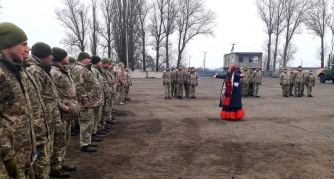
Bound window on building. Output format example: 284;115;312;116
239;56;243;62
249;58;253;63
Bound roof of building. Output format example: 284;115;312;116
224;52;263;56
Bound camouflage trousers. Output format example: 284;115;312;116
302;83;305;95
101;99;110;130
189;84;196;97
171;83;175;97
184;84;189;97
164;83;172;97
33;140;53;179
92;106;103;134
289;84;294;95
79;108;94;147
253;83;260;96
242;83;249;96
117;85;125;103
307;86;313;95
125;86;130;98
176;83;184;97
294;82;303;96
248;83;254;96
281;85;289;96
51;120;71;171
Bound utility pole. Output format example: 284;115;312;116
203;51;207;69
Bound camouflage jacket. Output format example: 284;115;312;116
24;65;49;146
70;62;103;108
106;69;117;95
0;53;36;169
249;72;254;84
293;71;304;84
124;71;132;87
25;55;62;128
50;63;80;120
100;67;114;98
305;74;315;87
91;65;108;100
240;70;250;84
174;69;186;84
162;71;173;84
187;72;198;85
279;73;290;85
253;71;262;84
116;69;126;86
290;72;295;84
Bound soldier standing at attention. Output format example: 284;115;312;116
253;66;262;97
106;59;118;124
171;68;175;97
26;42;68;178
305;70;315;97
279;68;291;97
185;67;191;98
293;66;304;97
289;69;295;96
174;64;186;99
90;56;107;142
71;52;103;152
241;67;250;97
188;67;198;98
116;63;127;104
0;22;36;179
248;69;254;96
50;47;80;177
124;66;132;101
162;66;173;99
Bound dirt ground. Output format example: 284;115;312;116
62;77;334;179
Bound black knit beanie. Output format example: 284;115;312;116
52;47;68;62
91;55;102;64
31;42;52;59
0;22;28;49
78;52;91;61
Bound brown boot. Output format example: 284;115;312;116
62;165;76;172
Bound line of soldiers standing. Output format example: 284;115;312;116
239;66;263;97
279;66;315;97
0;22;132;179
162;65;198;99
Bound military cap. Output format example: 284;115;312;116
256;66;260;68
69;57;76;63
249;69;253;71
178;64;182;67
309;70;312;72
166;66;170;68
0;22;27;49
298;66;302;68
31;42;52;59
91;55;102;64
191;67;194;69
102;58;110;64
119;62;124;66
52;47;68;62
78;52;91;61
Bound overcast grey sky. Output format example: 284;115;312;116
0;0;327;69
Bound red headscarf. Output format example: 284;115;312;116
230;65;237;71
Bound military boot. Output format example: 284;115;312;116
62;165;76;172
89;143;97;147
97;130;107;135
308;95;313;97
91;136;103;142
81;145;97;152
50;169;71;178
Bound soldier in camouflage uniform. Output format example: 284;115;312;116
71;52;103;152
171;68;175;97
174;64;186;99
248;69;254;96
124;66;132;101
101;58;116;127
253;66;262;97
116;63;127;104
0;22;36;179
279;68;291;97
162;66;173;99
106;59;118;124
187;67;198;98
241;67;250;97
184;67;191;98
50;47;81;176
293;66;304;97
26;42;71;178
289;69;295;96
305;70;315;97
90;56;107;142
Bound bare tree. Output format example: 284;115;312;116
176;0;216;66
89;0;100;55
55;0;89;54
0;0;3;14
256;0;276;71
163;0;178;66
279;43;298;67
272;0;286;75
149;0;167;71
99;0;115;58
282;0;312;67
305;0;331;68
136;0;150;71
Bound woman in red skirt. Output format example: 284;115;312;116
213;65;245;120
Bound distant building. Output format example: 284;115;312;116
223;52;263;72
